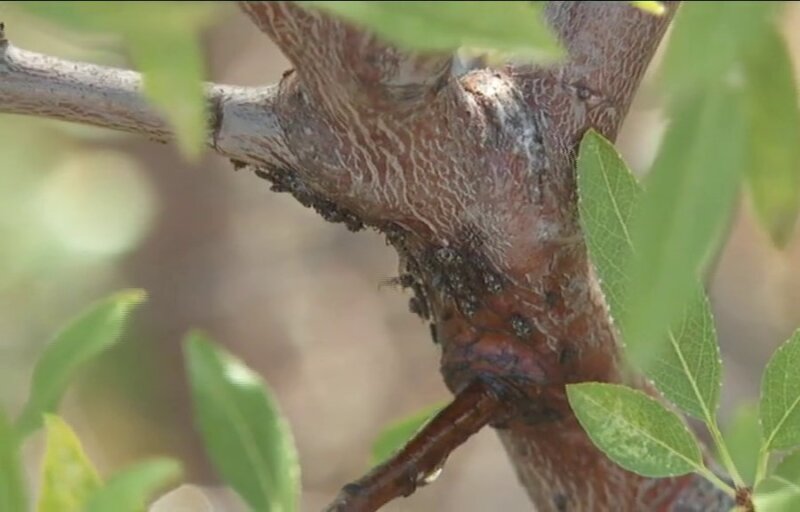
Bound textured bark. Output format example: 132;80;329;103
0;4;736;511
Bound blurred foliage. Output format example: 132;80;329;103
622;89;745;370
37;415;101;512
186;333;301;512
16;290;146;437
0;289;300;511
83;458;181;512
0;409;26;512
742;28;800;247
303;1;562;62
723;403;760;485
755;451;800;511
9;1;219;157
619;1;800;365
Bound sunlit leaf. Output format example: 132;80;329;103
622;89;745;371
83;459;181;512
566;383;703;478
0;409;26;512
754;451;800;512
742;28;800;247
302;1;561;61
760;329;800;451
577;131;721;421
630;1;665;15
15;289;146;438
723;402;760;485
186;333;300;512
13;1;217;157
371;403;444;466
37;415;101;512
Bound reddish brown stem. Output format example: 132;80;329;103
323;380;502;512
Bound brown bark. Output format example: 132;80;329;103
240;2;733;511
0;2;736;510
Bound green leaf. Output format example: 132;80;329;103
566;383;703;478
185;333;300;512
742;28;800;247
645;292;721;420
577;131;721;421
37;415;101;512
661;2;779;95
576;130;639;320
622;89;745;371
83;458;181;512
371;403;445;466
0;409;26;512
760;329;800;451
127;29;206;159
302;1;561;61
723;403;760;485
16;289;146;438
754;451;800;511
14;1;216;158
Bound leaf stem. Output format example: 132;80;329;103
707;418;745;487
698;466;737;498
754;447;770;486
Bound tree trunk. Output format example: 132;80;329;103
0;3;734;510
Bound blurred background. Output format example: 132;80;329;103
0;3;799;511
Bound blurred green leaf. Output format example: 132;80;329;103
661;1;779;95
186;333;300;512
37;415;101;512
302;1;561;60
83;458;181;512
14;1;216;157
622;89;745;371
742;28;800;247
371;403;444;466
15;289;146;438
126;29;206;159
567;383;703;478
723;403;760;485
577;131;721;421
760;329;800;451
0;409;26;512
754;451;800;511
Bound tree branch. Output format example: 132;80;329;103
239;2;454;112
324;380;502;512
0;3;737;511
0;22;296;171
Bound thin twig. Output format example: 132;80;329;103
323;380;502;512
0;25;295;170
